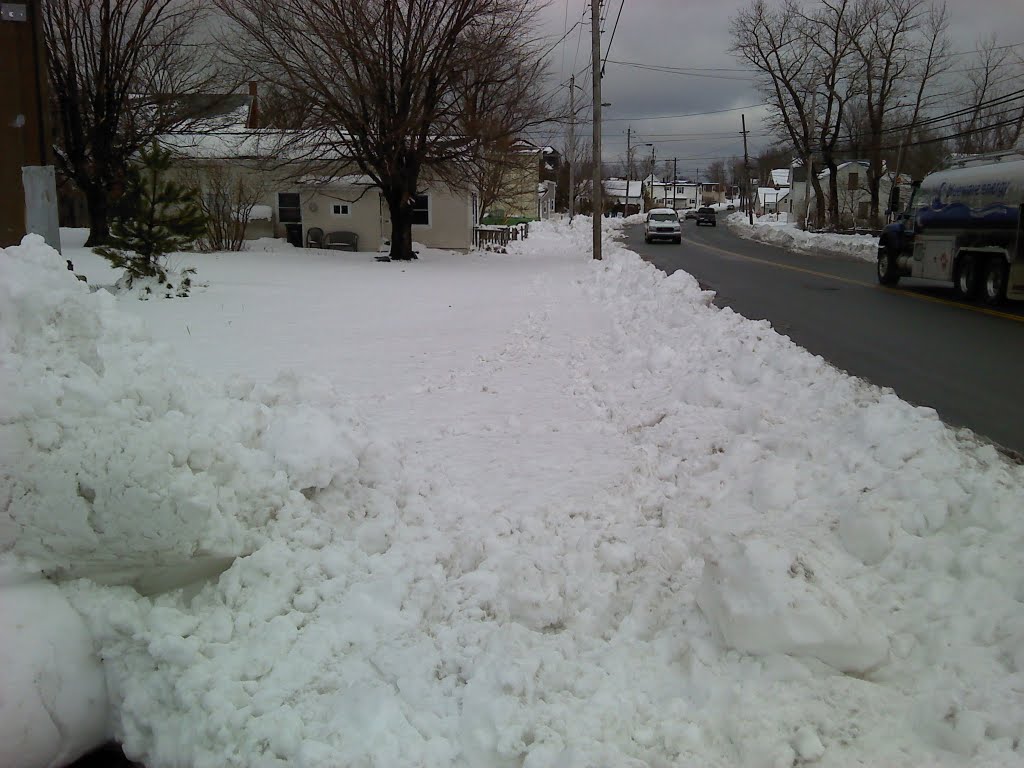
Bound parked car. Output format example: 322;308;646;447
695;207;717;227
683;209;698;220
644;208;682;244
726;204;736;211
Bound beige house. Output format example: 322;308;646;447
484;141;559;221
165;130;478;252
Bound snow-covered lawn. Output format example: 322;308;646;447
3;220;1023;768
727;211;879;262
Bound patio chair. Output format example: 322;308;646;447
325;231;359;252
305;227;325;249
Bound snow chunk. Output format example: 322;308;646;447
0;580;110;768
697;538;889;673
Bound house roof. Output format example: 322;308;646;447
770;168;790;186
758;187;789;205
151;92;256;133
816;160;869;179
603;179;644;197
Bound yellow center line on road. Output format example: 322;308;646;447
678;233;1024;324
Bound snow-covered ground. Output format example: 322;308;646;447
3;220;1024;768
726;211;878;262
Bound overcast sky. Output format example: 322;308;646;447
529;0;1024;175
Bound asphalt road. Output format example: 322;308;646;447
626;219;1024;456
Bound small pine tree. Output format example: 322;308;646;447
95;141;206;291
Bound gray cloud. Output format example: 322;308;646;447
533;0;1024;170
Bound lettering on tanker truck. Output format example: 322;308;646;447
916;179;1018;228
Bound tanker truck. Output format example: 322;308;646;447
876;149;1024;305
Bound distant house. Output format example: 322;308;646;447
645;176;722;209
602;178;646;215
756;168;791;215
785;160;912;228
486;140;559;222
165;129;478;251
757;187;789;215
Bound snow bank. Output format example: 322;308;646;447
6;222;1024;768
3;236;249;586
727;211;878;261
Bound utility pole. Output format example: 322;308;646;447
568;75;576;222
672;158;677;211
804;91;816;229
742;113;753;225
591;0;603;259
650;145;656;205
624;126;632;217
695;167;701;208
1;0;57;248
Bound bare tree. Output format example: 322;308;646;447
952;35;1024;155
184;162;269;251
889;2;950;183
732;0;826;226
800;0;872;229
43;0;225;246
849;0;950;225
216;0;549;261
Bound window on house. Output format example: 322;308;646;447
848;172;860;190
858;201;870;219
331;203;350;216
277;192;301;222
411;194;430;226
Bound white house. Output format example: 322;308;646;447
645;176;722;210
602;179;646;214
785;159;912;228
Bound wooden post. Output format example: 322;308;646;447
591;0;602;260
568;75;575;222
742;114;753;226
1;0;54;247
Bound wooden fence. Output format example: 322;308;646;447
473;222;529;252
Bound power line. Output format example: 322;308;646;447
575;102;768;124
600;0;626;77
539;18;585;62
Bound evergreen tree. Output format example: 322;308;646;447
95;141;206;293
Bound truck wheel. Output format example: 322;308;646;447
876;247;900;285
953;256;981;299
981;257;1008;305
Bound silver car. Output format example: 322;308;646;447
644;208;682;244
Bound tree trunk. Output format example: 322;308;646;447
385;190;417;261
825;160;840;230
810;173;826;229
83;184;111;247
868;150;883;228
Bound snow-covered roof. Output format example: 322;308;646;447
603;179;644;197
816;160;869;179
297;174;376;187
770;169;791;187
758;187;789;205
161;130;342;161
